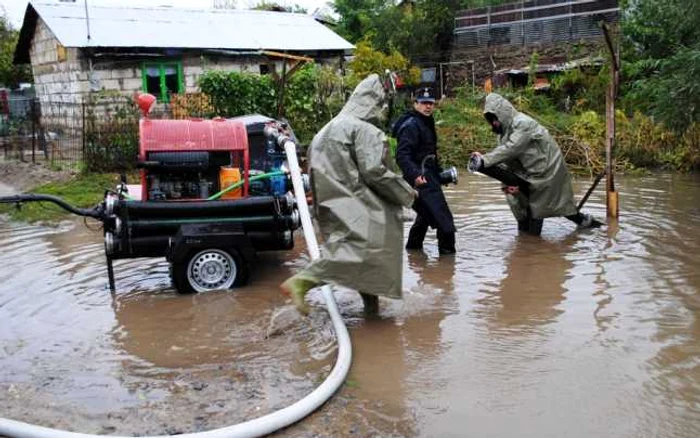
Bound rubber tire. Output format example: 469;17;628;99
171;247;249;294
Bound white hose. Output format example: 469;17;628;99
0;141;352;438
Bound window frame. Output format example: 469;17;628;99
141;61;184;103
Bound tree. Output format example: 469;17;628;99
332;0;513;63
622;0;700;132
250;1;307;13
213;0;237;9
1;13;32;88
347;40;420;88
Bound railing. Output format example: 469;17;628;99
453;0;619;49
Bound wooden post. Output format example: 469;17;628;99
602;23;620;219
277;58;288;119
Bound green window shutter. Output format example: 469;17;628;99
160;63;167;103
178;62;185;93
141;62;147;92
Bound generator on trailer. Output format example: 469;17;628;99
0;93;308;294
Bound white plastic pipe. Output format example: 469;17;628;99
0;141;352;438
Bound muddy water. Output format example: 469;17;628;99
1;174;699;437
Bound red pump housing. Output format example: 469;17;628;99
138;116;250;201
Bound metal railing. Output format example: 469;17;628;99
453;0;620;49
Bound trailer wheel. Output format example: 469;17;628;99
172;248;248;294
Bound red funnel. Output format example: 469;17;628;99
136;93;156;117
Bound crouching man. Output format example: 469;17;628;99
470;93;601;235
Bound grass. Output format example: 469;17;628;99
0;172;136;223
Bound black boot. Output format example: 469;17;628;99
518;217;544;236
406;215;429;250
360;293;379;316
437;230;456;255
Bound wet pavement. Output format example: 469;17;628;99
1;173;699;437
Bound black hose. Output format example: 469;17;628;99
0;194;105;219
577;170;606;211
476;164;531;197
420;154;436;176
116;196;291;219
126;215;298;239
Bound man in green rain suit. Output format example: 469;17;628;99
281;74;417;315
470;93;601;235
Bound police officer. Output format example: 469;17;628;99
394;87;456;255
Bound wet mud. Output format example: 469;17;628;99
1;173;700;437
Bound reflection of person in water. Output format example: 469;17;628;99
492;234;576;329
402;251;458;350
342;253;457;435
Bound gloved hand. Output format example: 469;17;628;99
468;153;484;173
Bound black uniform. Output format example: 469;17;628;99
394;110;456;254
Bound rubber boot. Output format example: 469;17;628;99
360;293;379;316
566;212;603;229
406;215;429;250
280;274;321;315
437;230;456;255
518;217;544;236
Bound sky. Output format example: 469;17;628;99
1;0;335;28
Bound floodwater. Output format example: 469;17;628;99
1;173;699;437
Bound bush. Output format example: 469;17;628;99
198;64;345;144
170;92;215;119
83;95;139;173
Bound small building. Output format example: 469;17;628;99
13;1;354;105
445;0;619;95
493;56;606;90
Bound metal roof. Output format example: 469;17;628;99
23;1;354;52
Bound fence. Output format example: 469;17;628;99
2;96;88;170
454;0;620;49
0;93;210;172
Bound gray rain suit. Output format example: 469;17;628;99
295;74;416;299
483;93;578;220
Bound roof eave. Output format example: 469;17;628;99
13;4;39;65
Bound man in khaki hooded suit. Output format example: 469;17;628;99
471;93;600;235
281;74;417;314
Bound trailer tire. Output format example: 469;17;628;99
171;247;248;294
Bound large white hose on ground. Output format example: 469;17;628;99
0;141;353;438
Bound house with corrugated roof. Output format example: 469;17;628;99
13;1;354;104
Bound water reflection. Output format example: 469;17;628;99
1;174;700;437
335;252;457;436
490;233;577;331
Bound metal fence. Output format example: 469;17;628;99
0;93;211;172
2;96;87;170
454;0;620;49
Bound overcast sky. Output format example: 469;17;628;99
1;0;334;28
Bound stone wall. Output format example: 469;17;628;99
445;39;605;95
30;18;87;103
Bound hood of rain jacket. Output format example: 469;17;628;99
296;74;416;299
482;93;578;219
